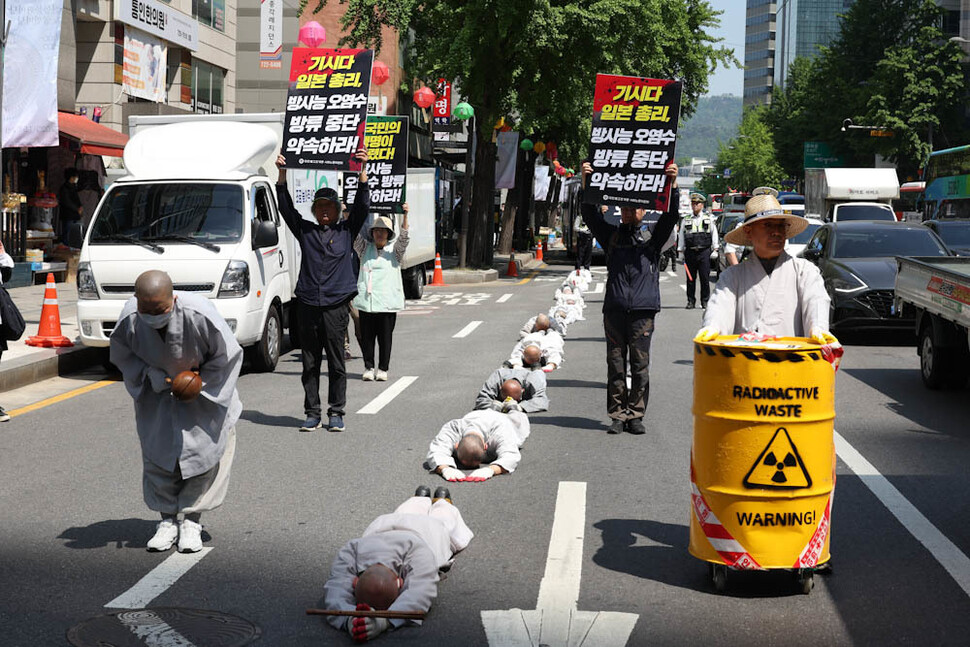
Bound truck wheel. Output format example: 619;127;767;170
251;305;281;372
920;323;951;389
404;266;426;300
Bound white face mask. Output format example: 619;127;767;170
139;310;172;329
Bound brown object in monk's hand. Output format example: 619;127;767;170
170;370;202;402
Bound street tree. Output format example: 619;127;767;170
300;0;735;268
697;105;784;194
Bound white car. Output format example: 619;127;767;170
788;217;824;258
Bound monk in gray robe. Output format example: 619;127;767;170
474;366;549;413
110;270;242;553
323;488;473;642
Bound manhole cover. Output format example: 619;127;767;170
67;607;260;647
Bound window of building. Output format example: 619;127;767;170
942;10;960;37
193;0;226;32
191;60;225;114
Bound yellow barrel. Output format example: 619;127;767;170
689;336;835;570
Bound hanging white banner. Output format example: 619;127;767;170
533;164;551;202
123;26;168;103
2;0;62;148
494;130;519;189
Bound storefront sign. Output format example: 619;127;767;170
2;0;61;147
584;74;682;211
433;78;451;126
283;47;373;171
118;0;199;52
259;0;283;69
123;26;167;103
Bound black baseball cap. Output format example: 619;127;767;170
311;187;342;212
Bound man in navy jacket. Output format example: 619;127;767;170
581;160;679;435
276;150;369;432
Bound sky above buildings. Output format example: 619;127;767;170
705;0;745;96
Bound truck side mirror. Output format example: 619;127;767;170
252;220;279;249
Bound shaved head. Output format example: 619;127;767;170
134;270;174;315
523;345;542;367
456;433;486;468
534;313;551;332
355;564;401;610
500;379;523;402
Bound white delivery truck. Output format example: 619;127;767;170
804;167;899;222
76;113;434;371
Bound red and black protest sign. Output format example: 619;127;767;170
584;74;682;211
344;115;409;213
283;47;373;172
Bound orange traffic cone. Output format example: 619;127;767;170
26;273;74;348
536;240;545;262
430;253;446;286
506;253;519;278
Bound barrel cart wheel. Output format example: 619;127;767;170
796;568;814;595
710;564;728;594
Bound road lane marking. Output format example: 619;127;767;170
516;271;540;285
453;321;483;338
105;548;213;609
835;430;970;599
665;268;676;278
588;282;604;294
118;610;198;646
481;481;638;646
356;376;419;414
9;379;117;418
496;293;513;303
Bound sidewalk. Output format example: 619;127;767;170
436;248;548;284
0;280;101;393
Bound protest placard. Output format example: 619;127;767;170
344;115;409;213
283;47;373;172
584;74;682;211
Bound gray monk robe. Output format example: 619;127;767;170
474;366;549;413
323;496;474;631
110;292;243;513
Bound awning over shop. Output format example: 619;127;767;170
58;112;128;157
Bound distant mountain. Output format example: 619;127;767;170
677;94;742;164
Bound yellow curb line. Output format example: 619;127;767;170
516;270;540;285
8;379;118;418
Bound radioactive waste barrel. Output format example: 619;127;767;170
689;336;836;570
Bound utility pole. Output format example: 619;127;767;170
458;114;475;269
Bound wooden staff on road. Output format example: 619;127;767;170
306;608;426;620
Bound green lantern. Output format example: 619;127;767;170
520;138;534;151
453;102;474;120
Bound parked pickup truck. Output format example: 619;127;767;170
894;256;970;388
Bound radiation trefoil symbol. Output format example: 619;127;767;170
743;427;812;490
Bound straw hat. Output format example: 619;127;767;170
723;193;808;246
366;215;396;242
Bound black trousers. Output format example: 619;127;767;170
298;301;349;417
575;232;593;270
359;311;397;371
603;309;656;421
685;247;712;305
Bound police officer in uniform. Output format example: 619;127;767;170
677;192;719;309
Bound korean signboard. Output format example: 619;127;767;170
118;0;198;51
803;141;845;170
123;26;167;103
433;78;451;126
344;116;409;213
283;48;373;172
584;74;682;210
259;0;283;69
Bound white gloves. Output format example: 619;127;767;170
489;399;506;412
440;467;464;482
350;614;389;642
810;327;839;345
694;326;719;342
502;400;523;413
466;467;494;482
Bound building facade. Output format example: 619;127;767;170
773;0;854;92
743;0;776;107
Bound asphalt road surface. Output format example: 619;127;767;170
1;258;969;646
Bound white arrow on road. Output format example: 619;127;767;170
481;481;638;647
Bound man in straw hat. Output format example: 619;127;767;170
677;191;719;309
695;190;836;343
276;149;369;433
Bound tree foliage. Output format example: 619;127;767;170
696;105;783;194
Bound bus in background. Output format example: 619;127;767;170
921;144;970;221
894;181;924;222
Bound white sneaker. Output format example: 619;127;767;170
147;518;178;552
375;370;388;381
362;368;375;381
178;518;203;553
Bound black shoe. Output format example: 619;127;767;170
626;418;646;435
433;486;452;503
608;419;624;434
686;302;696;310
701;301;708;309
415;485;432;498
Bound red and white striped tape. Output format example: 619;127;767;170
690;461;763;570
794;482;834;569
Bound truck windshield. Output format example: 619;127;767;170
89;183;244;244
835;204;896;221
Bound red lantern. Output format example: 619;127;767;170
372;60;390;86
413;86;435;109
298;21;326;48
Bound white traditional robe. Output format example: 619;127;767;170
519;314;565;339
702;251;830;337
426;409;524;473
110;292;243;479
507;329;564;369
